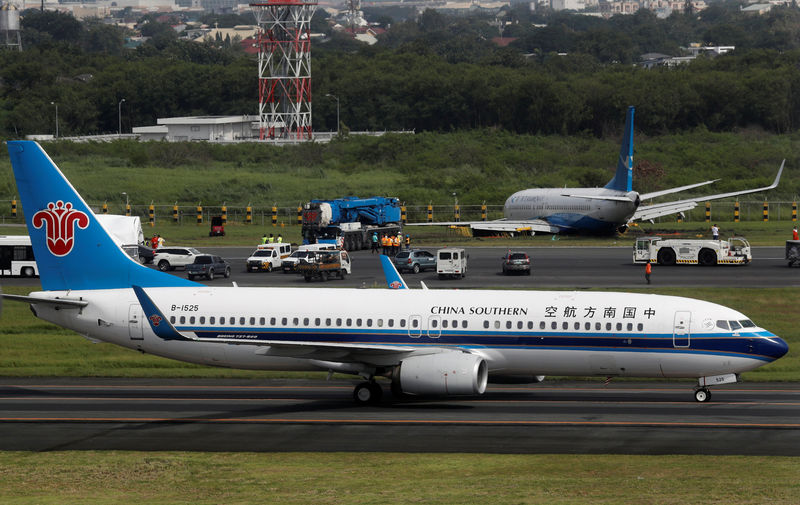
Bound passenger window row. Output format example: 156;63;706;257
482;320;645;332
170;315;412;329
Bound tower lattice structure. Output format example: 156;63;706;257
250;1;317;140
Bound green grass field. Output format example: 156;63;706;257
0;452;797;505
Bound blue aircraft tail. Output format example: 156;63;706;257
7;141;198;291
603;106;635;192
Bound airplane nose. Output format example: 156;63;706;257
764;336;789;361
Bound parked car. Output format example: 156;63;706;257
186;255;231;280
246;243;292;272
437;247;467;279
122;244;154;264
501;251;531;275
393;249;436;274
154;247;202;271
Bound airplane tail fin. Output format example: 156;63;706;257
604;106;635;192
379;254;408;289
6;141;198;291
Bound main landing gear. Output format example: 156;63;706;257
353;380;383;404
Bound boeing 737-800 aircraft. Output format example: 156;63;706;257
415;106;783;235
2;141;788;403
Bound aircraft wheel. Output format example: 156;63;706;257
353;382;381;404
694;388;711;403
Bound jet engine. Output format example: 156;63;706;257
394;352;488;396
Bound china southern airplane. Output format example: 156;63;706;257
415;106;784;235
2;141;788;404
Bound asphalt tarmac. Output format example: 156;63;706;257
6;246;796;289
1;379;798;455
143;245;800;289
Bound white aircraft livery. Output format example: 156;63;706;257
416;106;784;235
3;141;789;403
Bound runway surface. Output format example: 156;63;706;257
1;379;799;455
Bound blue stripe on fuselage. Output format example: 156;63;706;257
177;327;783;363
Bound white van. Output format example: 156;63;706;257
246;243;292;272
437;247;467;279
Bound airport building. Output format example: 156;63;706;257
132;116;259;142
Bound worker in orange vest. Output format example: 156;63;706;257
645;262;652;284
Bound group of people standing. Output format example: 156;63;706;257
261;233;283;244
372;232;409;255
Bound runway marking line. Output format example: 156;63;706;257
1;417;799;428
3;396;800;407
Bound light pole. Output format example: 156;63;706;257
121;192;129;216
118;98;126;135
50;101;58;138
325;93;339;136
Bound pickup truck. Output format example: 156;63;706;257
296;250;352;282
186;255;231;280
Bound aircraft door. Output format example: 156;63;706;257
408;315;422;338
427;315;441;339
128;304;144;340
673;311;691;348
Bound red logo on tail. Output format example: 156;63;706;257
32;201;89;257
149;315;162;327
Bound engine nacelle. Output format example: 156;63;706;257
396;352;488;396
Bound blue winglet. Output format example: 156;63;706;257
6;141;200;291
379;254;408;289
132;285;191;341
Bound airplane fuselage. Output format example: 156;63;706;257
31;287;786;380
503;188;640;234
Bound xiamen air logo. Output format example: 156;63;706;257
32;201;90;257
149;315;163;327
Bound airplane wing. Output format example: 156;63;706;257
638;179;719;200
632;160;784;222
407;219;560;234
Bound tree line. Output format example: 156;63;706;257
3;7;800;138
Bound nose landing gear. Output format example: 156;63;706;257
694;387;711;403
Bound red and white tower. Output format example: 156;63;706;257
250;1;317;140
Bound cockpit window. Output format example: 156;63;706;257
729;320;742;330
739;320;756;328
716;320;729;330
